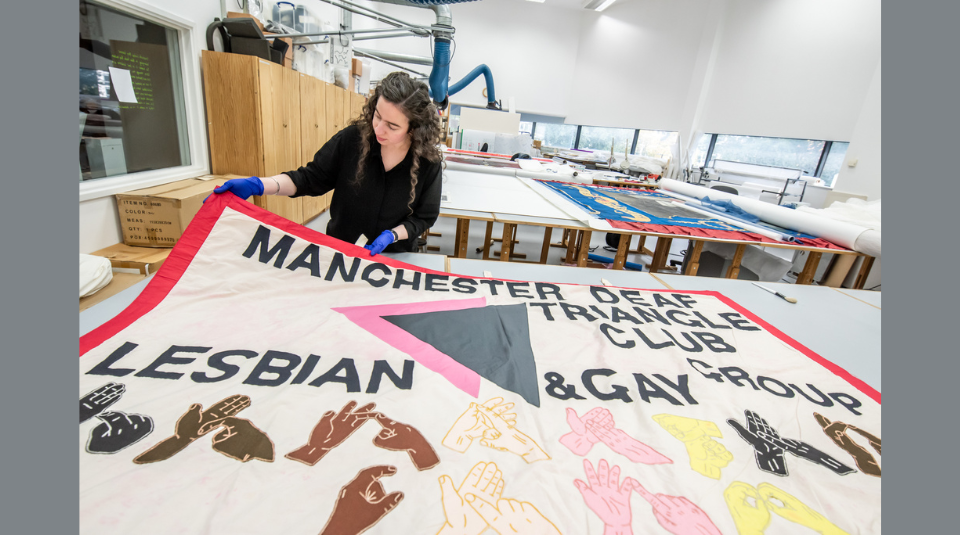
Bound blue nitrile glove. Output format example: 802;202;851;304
364;229;396;256
204;176;265;202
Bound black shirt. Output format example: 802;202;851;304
285;124;443;252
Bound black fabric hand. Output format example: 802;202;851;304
86;411;154;454
727;411;787;476
780;438;856;475
80;383;125;423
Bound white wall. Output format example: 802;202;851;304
566;0;713;130
697;0;881;141
834;59;881;200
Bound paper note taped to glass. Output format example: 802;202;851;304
79;192;880;534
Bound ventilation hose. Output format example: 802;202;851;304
428;38;452;104
449;64;496;107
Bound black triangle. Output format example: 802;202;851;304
382;304;540;407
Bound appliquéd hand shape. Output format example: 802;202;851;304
286;401;377;465
437;462;505;535
319;465;404;535
371;412;440;470
573;458;638;535
134;394;251;464
633;480;722;535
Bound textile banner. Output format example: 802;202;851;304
536;180;846;250
79;193;880;535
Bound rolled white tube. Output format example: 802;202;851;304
657;191;790;242
662;179;869;250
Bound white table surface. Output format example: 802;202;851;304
833;287;881;308
654;275;881;391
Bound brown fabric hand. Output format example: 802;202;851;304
211;416;275;463
286;401;377;466
134;394;251;464
371;412;440;471
319;465;404;535
814;412;881;477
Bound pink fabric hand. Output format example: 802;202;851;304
559;407;614;456
573;458;637;534
587;421;672;465
634;482;722;535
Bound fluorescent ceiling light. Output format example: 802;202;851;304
525;0;545;3
583;0;616;11
594;0;617;11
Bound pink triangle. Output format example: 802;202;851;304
332;298;487;397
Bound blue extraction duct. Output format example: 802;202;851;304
370;0;499;109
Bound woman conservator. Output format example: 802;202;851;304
210;71;444;255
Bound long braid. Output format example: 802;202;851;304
408;145;422;215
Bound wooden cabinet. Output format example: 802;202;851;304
300;73;328;222
350;92;366;121
203;50;366;225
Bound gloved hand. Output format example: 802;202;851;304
204;177;264;202
364;230;396;256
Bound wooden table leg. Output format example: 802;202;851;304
454;218;470;258
684;240;704;276
648;237;672;273
500;223;516;262
725;244;747;279
612;232;630;270
853;255;876;289
796;251;823;285
565;230;579;264
635;235;654;256
539;227;553;264
576;230;593;267
482;221;494;260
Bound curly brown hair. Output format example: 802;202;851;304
351;72;444;214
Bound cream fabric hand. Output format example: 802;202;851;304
437;461;505;535
464;495;562;535
443;398;507;452
476;403;549;463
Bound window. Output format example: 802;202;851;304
818;142;849;188
79;1;190;182
690;134;712;168
534;124;578;150
690;133;847;186
578;126;634;155
710;135;824;176
635;129;679;160
519;121;533;136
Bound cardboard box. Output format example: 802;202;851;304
115;175;245;247
89;243;173;275
351;57;363;77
